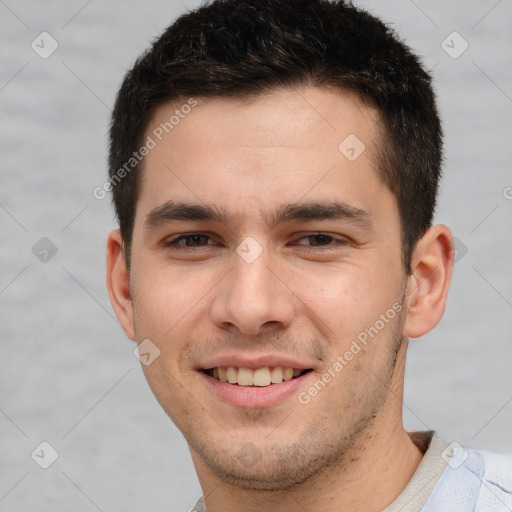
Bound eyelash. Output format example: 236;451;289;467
165;232;349;250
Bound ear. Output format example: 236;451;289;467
106;229;136;340
403;224;454;338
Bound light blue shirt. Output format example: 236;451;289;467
190;432;512;511
421;444;512;511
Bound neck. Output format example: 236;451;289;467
192;344;424;512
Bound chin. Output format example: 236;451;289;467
196;439;342;492
211;462;312;491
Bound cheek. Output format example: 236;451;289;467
295;264;391;341
131;261;214;336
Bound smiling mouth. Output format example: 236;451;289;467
203;366;313;386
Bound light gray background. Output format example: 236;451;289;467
1;0;511;510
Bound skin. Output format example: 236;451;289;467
106;85;454;511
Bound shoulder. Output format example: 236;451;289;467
423;444;512;511
473;449;512;508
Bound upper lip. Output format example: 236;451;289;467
199;354;315;371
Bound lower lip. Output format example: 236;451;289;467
199;371;313;408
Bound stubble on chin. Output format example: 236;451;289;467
188;331;405;493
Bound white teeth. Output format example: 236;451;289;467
209;366;308;386
218;367;228;383
237;367;254;386
253;367;271;387
270;367;283;383
283;368;294;381
226;366;238;384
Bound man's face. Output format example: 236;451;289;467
127;86;409;488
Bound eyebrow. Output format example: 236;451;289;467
143;200;373;231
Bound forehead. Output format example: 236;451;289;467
135;86;388;229
146;86;380;158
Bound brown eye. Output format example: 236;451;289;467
294;233;348;248
305;234;333;246
166;233;213;248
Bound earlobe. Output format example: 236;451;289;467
403;225;454;339
106;229;136;340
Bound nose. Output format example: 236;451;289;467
209;242;295;336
